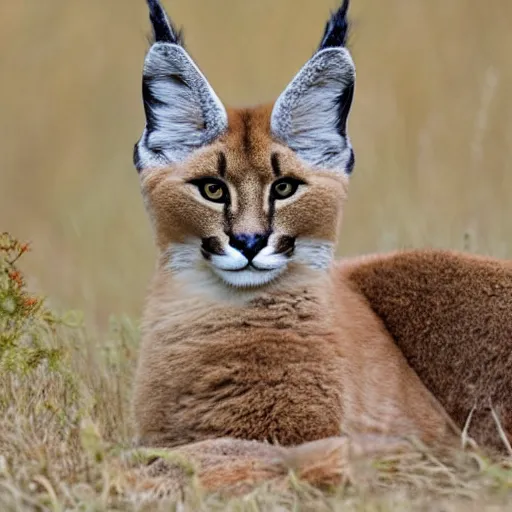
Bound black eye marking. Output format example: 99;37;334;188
271;153;281;177
188;177;229;204
201;236;224;258
218;152;227;178
275;235;296;256
270;177;305;200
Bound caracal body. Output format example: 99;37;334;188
127;0;511;496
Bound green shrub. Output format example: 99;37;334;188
0;232;66;373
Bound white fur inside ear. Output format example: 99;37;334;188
271;48;355;173
136;43;228;171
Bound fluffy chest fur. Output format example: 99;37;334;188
134;276;345;447
133;271;454;448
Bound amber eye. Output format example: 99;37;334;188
271;178;303;200
203;182;224;201
189;178;229;203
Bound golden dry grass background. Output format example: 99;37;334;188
1;0;512;324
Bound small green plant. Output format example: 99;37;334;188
0;232;62;373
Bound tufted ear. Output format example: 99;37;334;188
134;0;228;172
271;0;356;174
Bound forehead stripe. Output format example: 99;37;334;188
271;153;281;177
217;152;227;178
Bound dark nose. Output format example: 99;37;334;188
229;233;268;262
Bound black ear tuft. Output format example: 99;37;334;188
318;0;350;50
146;0;183;45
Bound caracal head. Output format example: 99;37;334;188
134;0;356;289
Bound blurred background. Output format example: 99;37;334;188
1;0;511;326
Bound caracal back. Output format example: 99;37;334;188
341;250;512;450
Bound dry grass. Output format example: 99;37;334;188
1;310;512;510
1;0;512;509
1;282;512;511
1;244;512;511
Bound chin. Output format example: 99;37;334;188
211;266;287;288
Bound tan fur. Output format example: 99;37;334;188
134;261;455;448
141;107;346;253
132;107;458;487
131;104;510;497
128;0;512;497
340;250;512;451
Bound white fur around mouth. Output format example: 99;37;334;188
211;265;286;288
209;245;249;271
166;238;334;288
206;244;289;287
